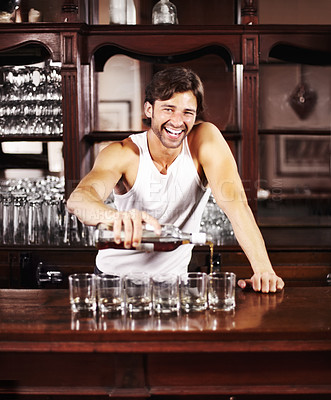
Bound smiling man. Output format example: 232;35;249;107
67;67;284;293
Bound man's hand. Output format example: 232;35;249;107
112;209;161;249
237;272;284;293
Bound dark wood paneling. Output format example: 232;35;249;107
0;288;330;397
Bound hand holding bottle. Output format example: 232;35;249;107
95;221;212;252
110;209;161;249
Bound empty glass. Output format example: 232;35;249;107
43;193;61;245
0;176;97;246
2;192;13;245
12;191;27;245
28;195;43;245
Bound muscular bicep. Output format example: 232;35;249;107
196;124;247;209
75;169;119;202
209;156;246;207
75;142;129;202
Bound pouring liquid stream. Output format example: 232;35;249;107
208;241;214;274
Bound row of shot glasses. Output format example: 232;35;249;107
69;271;236;316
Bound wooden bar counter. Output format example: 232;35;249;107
0;286;331;399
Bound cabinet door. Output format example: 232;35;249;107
258;52;331;228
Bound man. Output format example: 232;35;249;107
67;66;284;293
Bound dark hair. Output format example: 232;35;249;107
143;67;205;127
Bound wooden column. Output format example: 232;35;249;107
62;0;79;22
241;0;258;25
240;0;259;215
241;33;259;215
61;3;81;198
61;30;81;198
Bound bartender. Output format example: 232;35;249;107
67;66;284;293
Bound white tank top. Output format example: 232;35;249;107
96;131;211;276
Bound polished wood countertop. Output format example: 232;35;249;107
0;287;330;352
1;287;331;398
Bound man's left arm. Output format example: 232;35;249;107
194;122;284;293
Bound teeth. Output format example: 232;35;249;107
166;127;182;135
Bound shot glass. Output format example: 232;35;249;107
208;272;236;311
124;273;152;314
180;272;208;313
152;274;179;315
97;274;123;314
69;273;97;312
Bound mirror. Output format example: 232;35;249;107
94;53;240;160
258;63;331;226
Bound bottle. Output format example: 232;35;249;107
152;0;178;25
94;223;212;252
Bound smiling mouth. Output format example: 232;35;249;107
164;126;185;138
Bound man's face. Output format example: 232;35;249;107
144;91;197;149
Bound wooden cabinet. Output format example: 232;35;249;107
0;2;330;288
82;24;260;212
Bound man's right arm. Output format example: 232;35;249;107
66;140;161;248
66;142;124;226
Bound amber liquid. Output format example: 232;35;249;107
208;241;214;274
96;239;190;252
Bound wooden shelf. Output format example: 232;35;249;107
0;135;63;142
84;131;241;143
259;129;331;136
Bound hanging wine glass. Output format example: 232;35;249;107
22;67;36;101
20;116;29;134
35;68;47;101
12;67;25;100
34;117;44;135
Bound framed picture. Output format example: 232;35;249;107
260;134;331;192
277;135;330;176
98;100;131;131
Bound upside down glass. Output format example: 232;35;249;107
27;196;43;245
2;193;13;245
12;191;27;245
